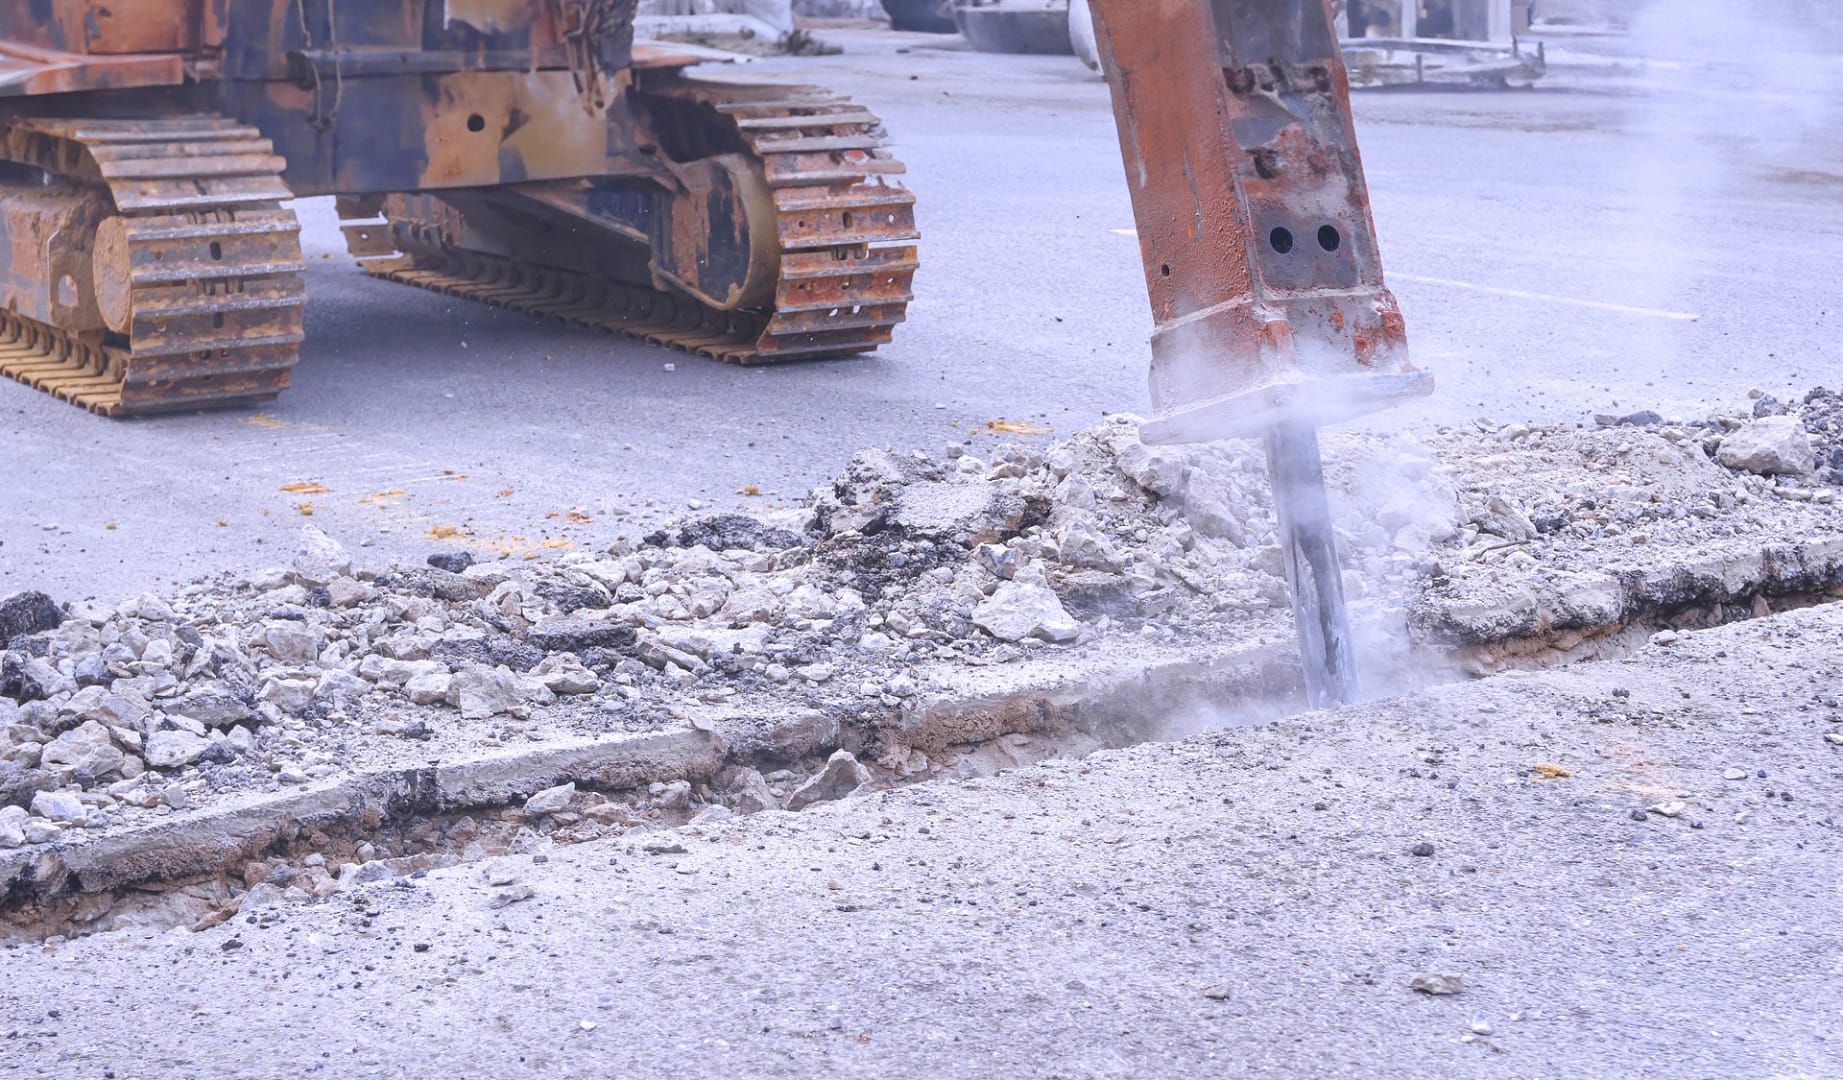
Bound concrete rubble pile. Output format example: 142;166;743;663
1;392;1839;882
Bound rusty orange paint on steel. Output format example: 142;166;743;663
1087;0;1256;325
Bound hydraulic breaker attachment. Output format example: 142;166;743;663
1088;0;1433;707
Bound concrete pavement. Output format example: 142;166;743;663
3;600;1839;1078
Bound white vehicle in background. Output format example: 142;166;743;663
1071;0;1544;87
951;0;1076;54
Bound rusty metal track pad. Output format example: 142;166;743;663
348;77;919;365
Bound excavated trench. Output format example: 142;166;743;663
4;567;1840;944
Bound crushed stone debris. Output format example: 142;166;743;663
2;394;1841;930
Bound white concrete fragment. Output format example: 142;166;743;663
524;782;576;817
38;721;114;769
973;582;1080;643
292;525;353;586
29;789;86;824
787;750;870;810
404;672;454;706
145;730;210;769
1717;416;1813;476
0;805;28;848
447;664;523;719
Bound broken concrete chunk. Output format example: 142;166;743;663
795;662;836;683
786;749;871;810
488;884;535;909
649;779;692;810
38;720;114;769
1054;519;1122;569
1717;416;1813;476
314;670;370;707
403;671;453;706
120;594;176;623
1410;973;1464;996
895;484;1031;547
0;760;54;809
1;655;60;703
169;687;255;729
532;654;600;695
1116;441;1190;499
727;768;777;814
359;655;445;687
325;576;375;608
29;788;86;824
1181;484;1246;545
526;617;636;653
447;664;522;719
426;550;475;574
259;677;317;715
144;729;210;769
972;582;1080;643
0;592;63;646
262;623;323;665
523;782;576;817
1465;494;1537;542
0;804;26;848
291;525;353;586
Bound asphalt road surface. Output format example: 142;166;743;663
5;28;1840;602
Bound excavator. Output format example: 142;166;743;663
0;0;1428;705
0;1;919;413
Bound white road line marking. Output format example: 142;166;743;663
1389;275;1698;322
396;474;474;486
332;467;445;481
1106;227;1699;322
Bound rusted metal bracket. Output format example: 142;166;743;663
551;0;637;113
1088;0;1431;444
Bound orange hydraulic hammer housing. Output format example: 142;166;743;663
1087;0;1432;444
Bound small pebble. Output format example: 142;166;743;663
1410;973;1464;996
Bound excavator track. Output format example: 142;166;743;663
348;78;918;364
0;117;305;415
